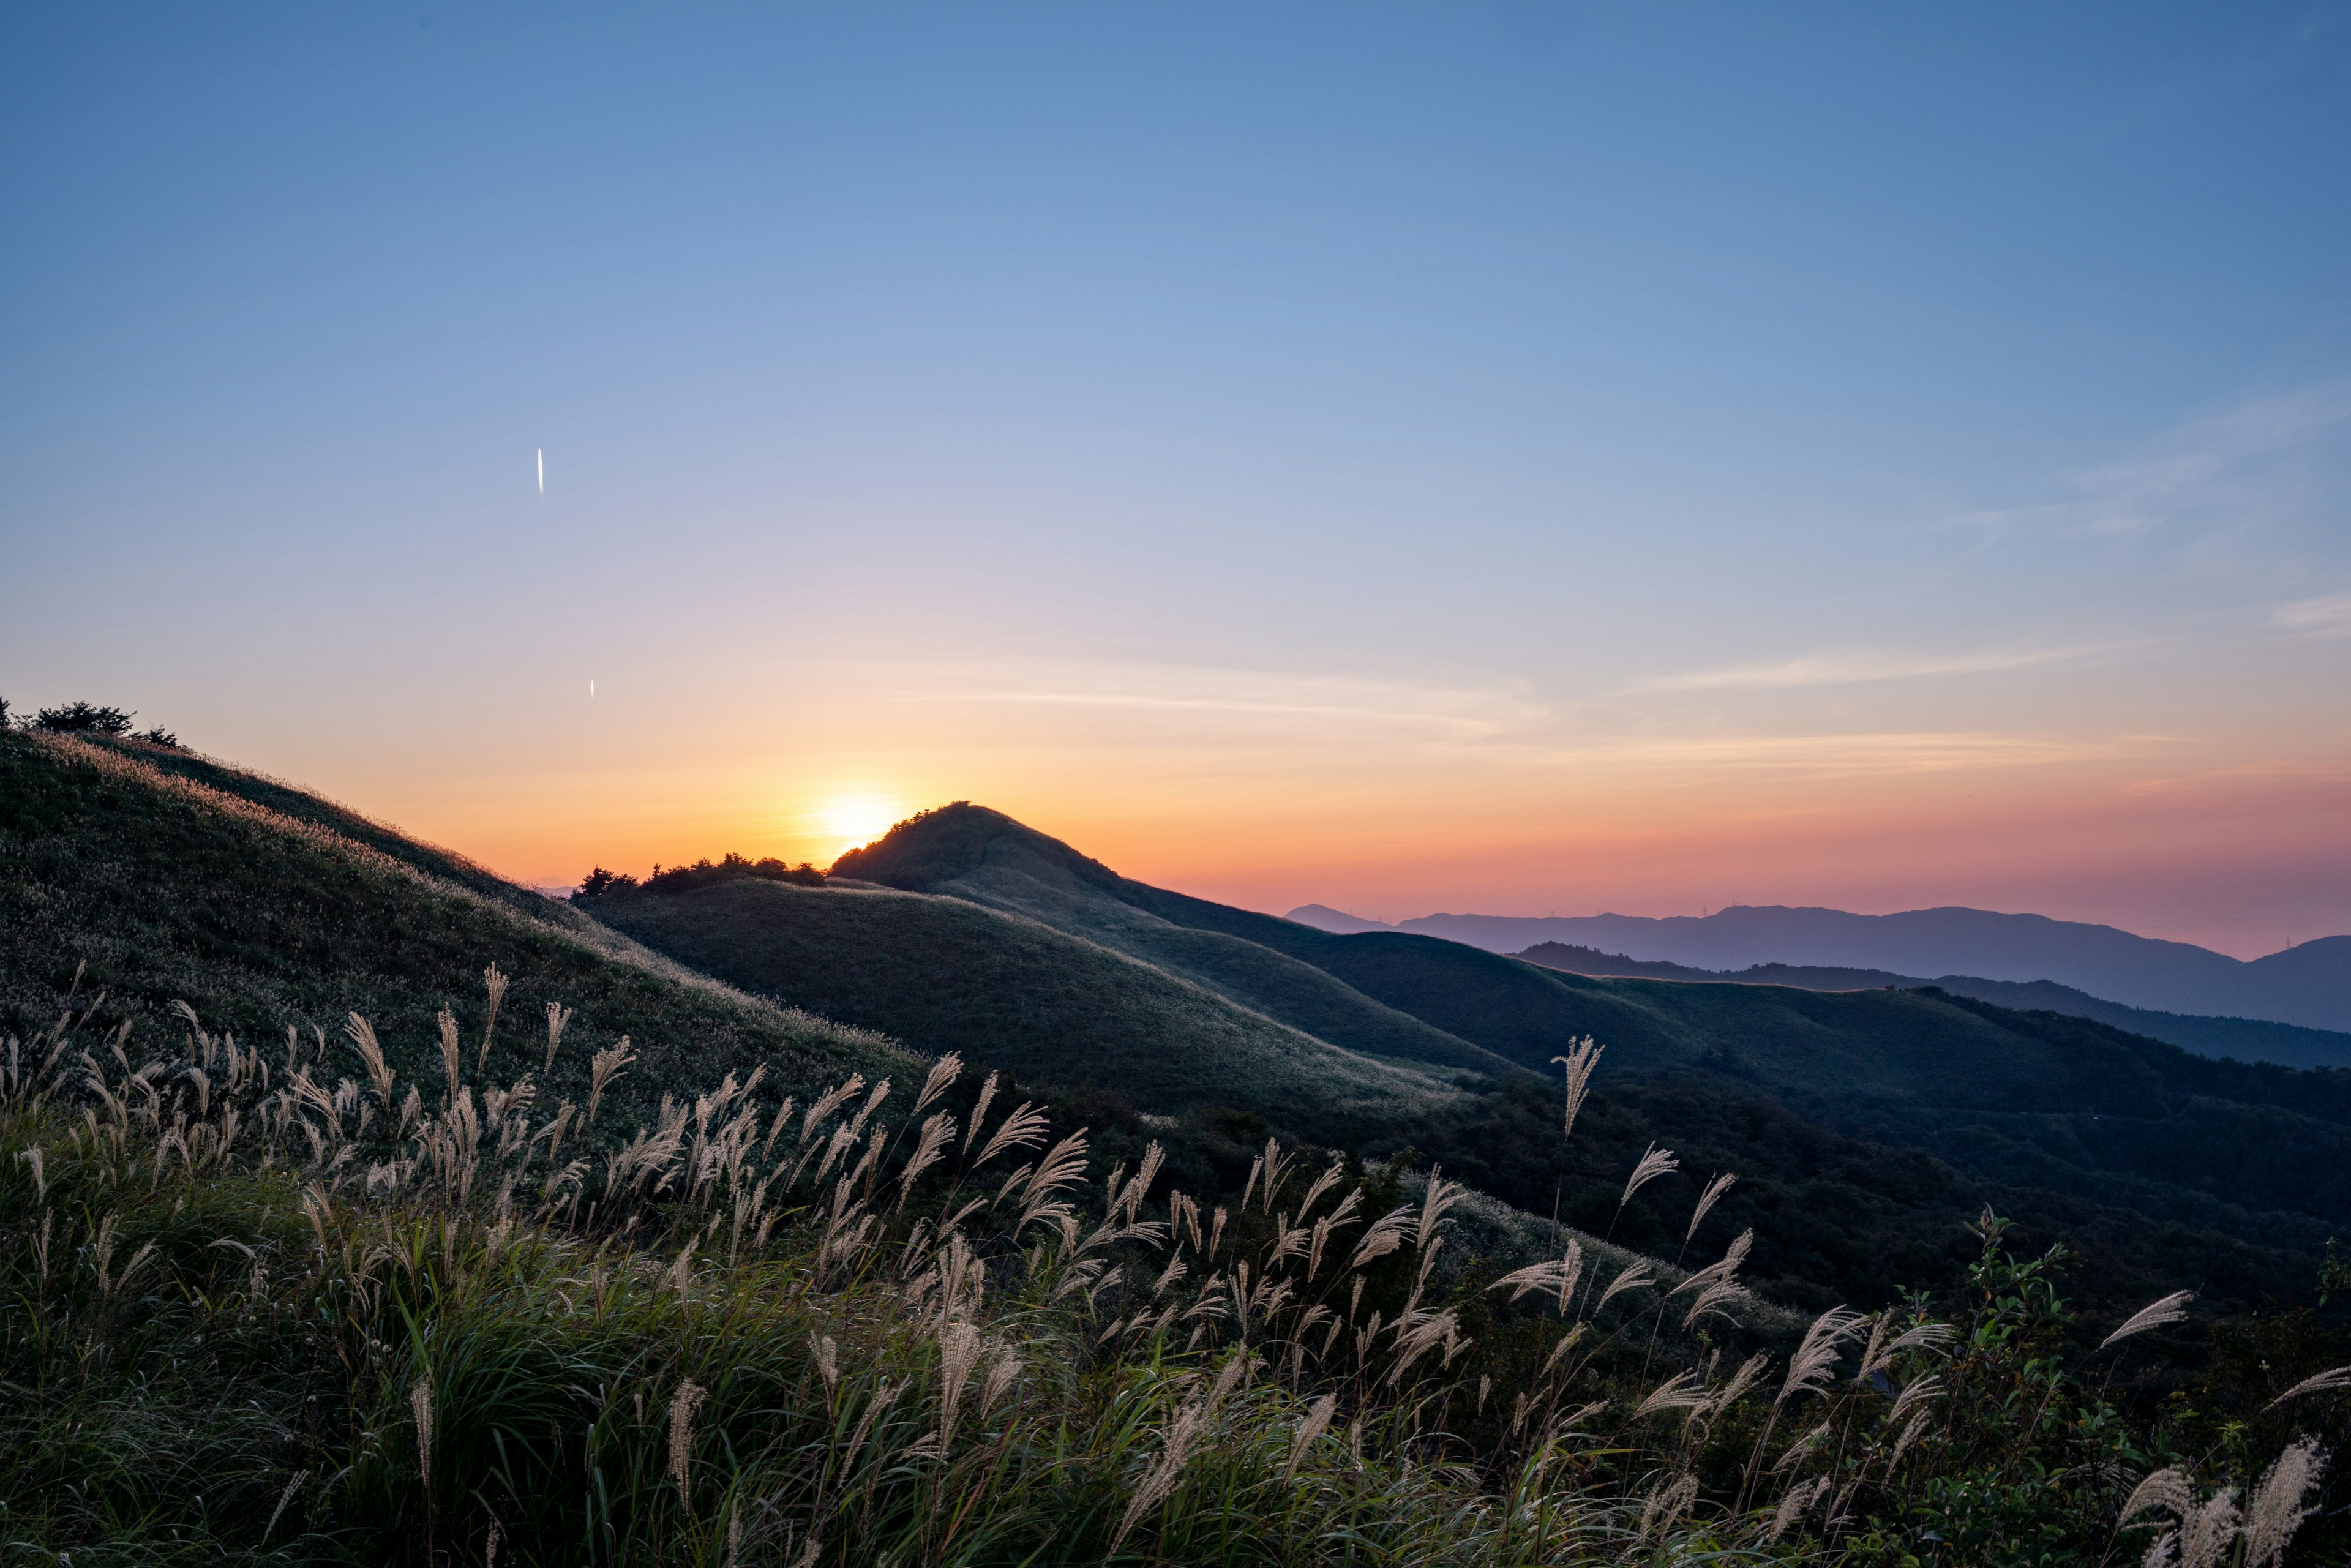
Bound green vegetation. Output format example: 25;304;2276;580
0;730;915;1127
12;743;2351;1560
582;874;1488;1139
658;808;2351;1316
6;970;2347;1564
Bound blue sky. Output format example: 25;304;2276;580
6;4;2348;953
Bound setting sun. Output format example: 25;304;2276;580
817;794;904;857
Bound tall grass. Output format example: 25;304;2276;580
1;966;2336;1565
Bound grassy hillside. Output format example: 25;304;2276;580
1518;940;2351;1070
20;973;2342;1566
838;808;1511;1079
580;875;1485;1140
818;803;2351;1308
0;730;914;1120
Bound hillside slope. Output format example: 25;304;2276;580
833;807;1514;1080
0;732;913;1120
1518;942;2351;1069
822;806;2351;1282
580;875;1488;1137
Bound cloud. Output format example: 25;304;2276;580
1956;380;2351;542
903;659;1551;745
1571;730;2144;779
2274;591;2351;637
890;656;2147;782
1635;642;2117;693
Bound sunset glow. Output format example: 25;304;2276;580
816;795;906;860
4;9;2346;958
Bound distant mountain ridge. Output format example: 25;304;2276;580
1514;942;2351;1071
1286;903;2351;1033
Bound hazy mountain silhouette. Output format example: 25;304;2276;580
1287;903;2351;1032
1515;942;2351;1070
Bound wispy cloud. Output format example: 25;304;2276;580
890;656;2148;782
2274;591;2351;637
1635;642;2117;693
903;660;1550;744
1956;380;2351;541
2123;757;2351;798
1571;730;2146;779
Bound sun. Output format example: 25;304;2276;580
818;795;902;856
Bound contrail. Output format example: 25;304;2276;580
538;449;544;493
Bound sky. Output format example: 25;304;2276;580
5;4;2349;958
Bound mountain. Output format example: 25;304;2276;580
582;874;1494;1141
16;743;2350;1317
1289;902;2351;1032
0;730;915;1120
808;805;2351;1307
1516;943;2351;1071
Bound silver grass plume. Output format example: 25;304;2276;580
979;1349;1022;1415
669;1379;708;1496
2264;1364;2351;1411
975;1101;1051;1166
477;962;506;1072
1638;1472;1698;1540
1633;1370;1711;1419
1779;1305;1867;1406
1597;1259;1655;1312
344;1013;395;1109
1621;1142;1679;1207
894;1112;958;1210
1686;1171;1736;1242
1284;1394;1337;1482
799;1075;864;1145
2174;1488;2241;1568
542;1002;572;1076
935;1320;983;1452
911;1051;962;1117
1552;1036;1603;1145
2241;1438;2327;1568
437;1008;462;1103
2102;1290;2194;1350
586;1037;634;1127
1707;1352;1771;1418
411;1381;435;1486
2121;1466;2193;1528
962;1071;1000;1155
1770;1476;1831;1542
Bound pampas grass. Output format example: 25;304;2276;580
5;956;2341;1567
2101;1289;2194;1350
1550;1035;1602;1147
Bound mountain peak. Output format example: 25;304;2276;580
827;801;1120;895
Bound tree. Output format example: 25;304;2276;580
577;867;638;899
34;701;135;735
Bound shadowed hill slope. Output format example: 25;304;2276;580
834;806;1517;1080
8;751;2339;1315
580;874;1488;1137
825;804;2351;1259
0;731;914;1118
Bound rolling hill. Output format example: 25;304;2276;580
1517;942;2351;1070
0;730;915;1123
809;804;2351;1305
581;874;1493;1139
12;741;2349;1317
1291;902;2351;1032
